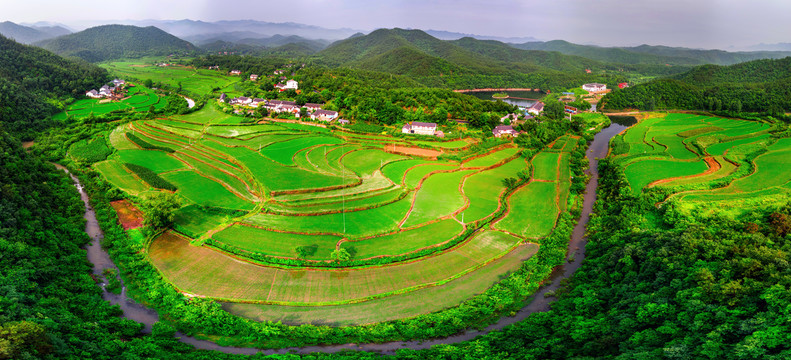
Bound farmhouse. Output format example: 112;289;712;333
565;105;578;114
230;70;242;75
618;82;629;89
402;122;437;136
304;103;324;111
492;125;518;137
275;79;299;91
86;90;101;98
208;65;219;70
250;98;265;107
266;100;298;112
229;96;252;105
311;109;339;122
500;113;519;123
582;83;607;93
338;119;350;125
112;79;125;87
527;101;545;116
250;74;259;81
219;93;227;102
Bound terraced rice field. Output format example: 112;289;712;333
612;113;790;215
95;102;581;325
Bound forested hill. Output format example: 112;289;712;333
601;57;791;113
0;34;108;138
673;56;791;85
513;39;791;66
36;24;197;62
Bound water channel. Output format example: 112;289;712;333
61;118;631;355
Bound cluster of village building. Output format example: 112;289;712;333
85;79;126;99
219;94;346;123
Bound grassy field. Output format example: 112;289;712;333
93;160;150;195
341;219;464;259
463;147;520;168
162;170;255;210
101;61;241;96
531;152;559;181
245;196;412;238
212;224;341;260
461;158;525;223
624;159;708;194
614;113;791;216
223;232;538;325
495;180;558;238
401;170;476;228
148;228;523;304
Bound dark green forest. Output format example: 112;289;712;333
0;34;108;138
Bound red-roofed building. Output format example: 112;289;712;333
618;82;629;89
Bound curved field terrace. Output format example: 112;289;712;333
94;107;584;325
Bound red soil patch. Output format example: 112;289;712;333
647;156;721;187
386;145;442;158
110;200;145;230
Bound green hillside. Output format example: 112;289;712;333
602;57;791;113
0;34;108;138
37;24;197;62
673;56;791;84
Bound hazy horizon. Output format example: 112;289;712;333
5;0;791;50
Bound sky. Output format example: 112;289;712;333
6;0;791;49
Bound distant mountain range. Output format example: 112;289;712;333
315;28;608;78
512;40;791;66
36;25;197;62
118;19;360;42
0;21;71;44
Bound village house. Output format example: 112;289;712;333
500;113;519;123
250;98;265;107
582;83;607;93
208;65;219;70
250;74;259;81
230;70;242;75
86;90;101;98
265;100;298;113
311;109;339;122
402;122;438;136
304;103;324;111
229;96;252;105
618;82;629;89
112;79;125;87
274;70;284;75
338;119;350;125
565;105;578;114
492;125;518;137
528;101;545;116
275;79;299;91
219;93;227;102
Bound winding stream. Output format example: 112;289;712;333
60;120;629;355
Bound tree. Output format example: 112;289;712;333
330;248;351;262
140;192;180;229
143;79;153;88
